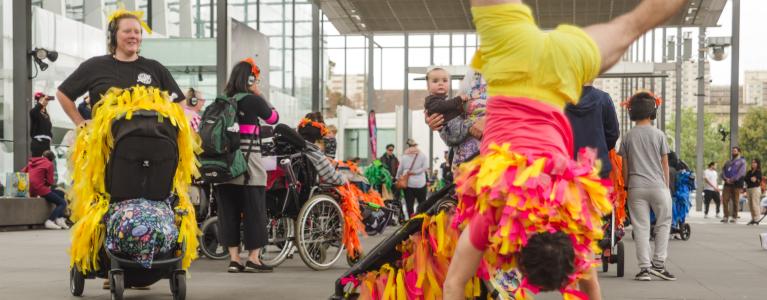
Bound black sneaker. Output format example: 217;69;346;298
228;261;244;273
244;261;274;273
635;268;652;281
649;264;677;281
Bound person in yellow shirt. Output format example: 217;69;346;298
438;1;688;299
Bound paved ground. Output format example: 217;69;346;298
1;210;766;300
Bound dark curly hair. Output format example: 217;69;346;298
628;92;657;121
519;231;575;291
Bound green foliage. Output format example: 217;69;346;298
738;107;767;166
664;108;729;168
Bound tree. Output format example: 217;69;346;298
739;107;767;166
665;108;728;169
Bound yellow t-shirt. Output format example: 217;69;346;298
471;3;601;109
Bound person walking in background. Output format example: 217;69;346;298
380;144;400;201
620;92;676;282
745;159;762;225
396;139;428;217
703;162;721;219
440;151;454;185
30;92;54;157
565;84;620;179
721;147;746;224
77;95;92;120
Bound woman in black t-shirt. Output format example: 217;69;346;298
56;11;183;127
216;59;280;273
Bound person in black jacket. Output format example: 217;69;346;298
565;85;620;179
745;159;762;225
380;144;400;201
30;92;54;157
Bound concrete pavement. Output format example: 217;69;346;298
1;210;766;300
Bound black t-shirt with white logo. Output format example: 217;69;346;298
58;55;185;106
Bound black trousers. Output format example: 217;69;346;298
703;190;721;215
215;184;268;250
403;186;427;216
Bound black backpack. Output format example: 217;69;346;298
105;110;179;201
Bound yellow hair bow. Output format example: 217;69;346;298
107;6;152;34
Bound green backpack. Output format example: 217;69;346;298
198;93;254;183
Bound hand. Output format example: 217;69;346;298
425;112;445;131
460;94;469;102
469;117;486;139
751;176;757;182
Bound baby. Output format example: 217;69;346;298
424;68;486;165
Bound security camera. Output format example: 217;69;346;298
706;37;731;62
708;46;728;61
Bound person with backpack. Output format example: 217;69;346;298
200;59;279;273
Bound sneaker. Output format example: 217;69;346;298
729;218;736;223
44;219;61;230
649;264;677;281
635;269;652;281
55;218;69;229
227;261;244;273
244;261;273;273
716;213;721;218
721;218;729;223
704;214;709;219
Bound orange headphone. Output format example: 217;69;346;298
242;58;261;85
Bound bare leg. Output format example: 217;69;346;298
578;267;602;300
248;248;262;264
444;226;484;300
228;246;240;263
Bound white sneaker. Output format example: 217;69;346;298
704;214;708;219
55;218;70;229
44;219;61;230
716;213;721;218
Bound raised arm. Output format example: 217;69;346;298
584;0;687;72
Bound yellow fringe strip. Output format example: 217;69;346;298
68;86;201;273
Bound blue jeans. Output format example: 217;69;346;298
43;189;67;221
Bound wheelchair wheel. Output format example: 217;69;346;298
170;271;186;300
295;194;345;270
680;223;691;241
199;217;230;260
616;241;625;278
109;270;124;300
261;216;294;267
70;266;85;296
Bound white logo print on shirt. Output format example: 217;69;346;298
137;73;152;85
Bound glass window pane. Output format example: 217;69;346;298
408;48;430;67
408;34;431;47
433;48;450;66
434;34;450;47
452;47;465;65
374;35;404;47
451;33;465;46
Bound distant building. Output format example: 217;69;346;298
744;71;767;106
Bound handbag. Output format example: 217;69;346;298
395;153;418;190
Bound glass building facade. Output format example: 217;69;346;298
0;0;482;175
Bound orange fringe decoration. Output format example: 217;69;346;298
337;183;367;259
609;150;627;225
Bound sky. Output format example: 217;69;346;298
707;0;767;85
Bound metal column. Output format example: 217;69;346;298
696;27;706;211
661;28;667;132
674;26;682;154
403;34;410;148
367;35;375;112
730;0;741;149
311;3;320;112
12;0;32;170
216;0;228;93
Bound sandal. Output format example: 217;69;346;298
244;261;273;273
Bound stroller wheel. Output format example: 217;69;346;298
69;266;85;296
680;223;691;241
616;241;625;278
170;271;186;300
109;271;124;300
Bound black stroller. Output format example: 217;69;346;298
330;182;461;299
69;111;189;300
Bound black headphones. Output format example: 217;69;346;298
188;88;199;107
107;19;118;53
